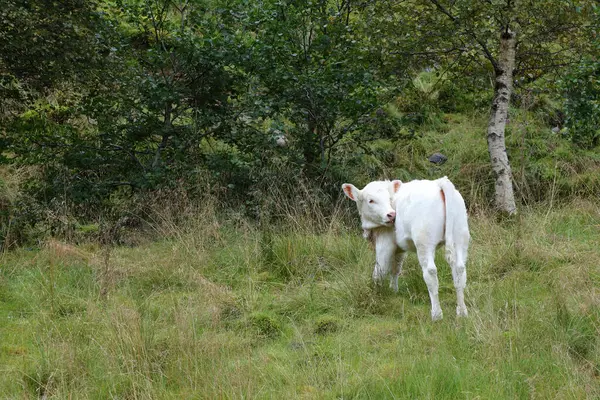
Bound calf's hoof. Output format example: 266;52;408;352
456;306;468;317
431;310;443;321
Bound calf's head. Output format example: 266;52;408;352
342;180;402;231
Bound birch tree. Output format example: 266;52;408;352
435;0;595;214
367;0;594;214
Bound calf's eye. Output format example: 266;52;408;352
369;199;375;204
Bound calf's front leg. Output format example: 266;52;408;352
372;229;397;285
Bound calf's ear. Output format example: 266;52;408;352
341;183;360;201
390;180;402;194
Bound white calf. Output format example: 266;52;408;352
342;177;470;320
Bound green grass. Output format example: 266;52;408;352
347;110;600;213
1;202;599;399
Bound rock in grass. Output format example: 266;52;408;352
428;152;448;165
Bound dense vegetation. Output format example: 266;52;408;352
1;0;599;245
1;0;600;397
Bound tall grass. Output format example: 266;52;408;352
0;166;40;250
336;110;600;215
1;191;599;398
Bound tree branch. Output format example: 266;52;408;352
151;102;172;169
428;0;499;71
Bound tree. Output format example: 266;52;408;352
3;0;242;214
241;0;404;176
85;0;240;176
434;0;597;214
561;4;600;148
366;0;595;214
0;0;108;122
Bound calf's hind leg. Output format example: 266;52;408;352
448;242;468;317
416;244;443;321
389;252;406;292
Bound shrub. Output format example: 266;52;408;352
561;57;600;148
248;312;283;339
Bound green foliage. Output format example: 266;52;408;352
2;0;246;226
561;57;600;148
0;0;108;91
1;0;599;243
503;107;600;203
240;0;405;173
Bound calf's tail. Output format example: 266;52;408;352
438;177;470;267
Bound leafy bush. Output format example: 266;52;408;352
394;72;445;129
561;57;600;148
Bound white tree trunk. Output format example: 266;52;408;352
487;30;517;215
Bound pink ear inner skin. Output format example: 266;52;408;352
343;185;355;200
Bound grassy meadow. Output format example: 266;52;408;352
2;1;599;397
1;197;599;399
